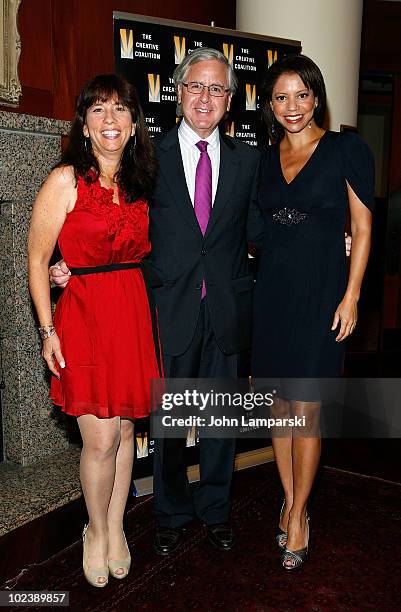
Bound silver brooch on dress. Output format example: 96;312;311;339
272;207;308;226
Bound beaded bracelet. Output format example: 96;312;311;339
38;325;56;340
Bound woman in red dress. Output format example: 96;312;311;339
28;75;161;587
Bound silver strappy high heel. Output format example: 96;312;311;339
281;513;310;571
276;499;288;550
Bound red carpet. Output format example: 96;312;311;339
2;462;400;611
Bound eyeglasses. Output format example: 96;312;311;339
181;81;230;97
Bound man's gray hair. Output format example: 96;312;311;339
173;47;238;117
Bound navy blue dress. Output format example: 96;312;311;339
252;131;375;398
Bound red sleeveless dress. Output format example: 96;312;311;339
50;176;161;419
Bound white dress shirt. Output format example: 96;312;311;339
178;118;220;206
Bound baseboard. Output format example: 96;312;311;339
133;445;275;496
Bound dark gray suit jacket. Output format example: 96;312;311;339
149;125;262;357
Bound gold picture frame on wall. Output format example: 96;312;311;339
0;0;22;107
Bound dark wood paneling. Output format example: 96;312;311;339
389;76;401;194
51;0;79;121
121;0;235;27
381;76;401;329
1;0;236;120
13;87;54;118
390;76;401;326
18;0;53;90
360;2;401;331
361;0;401;73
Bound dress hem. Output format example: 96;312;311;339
50;396;152;420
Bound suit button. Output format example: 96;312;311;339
201;248;206;256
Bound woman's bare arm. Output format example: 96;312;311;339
331;181;372;341
28;166;76;373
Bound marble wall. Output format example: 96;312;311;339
0;111;71;465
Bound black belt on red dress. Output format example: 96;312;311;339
69;261;163;377
70;262;141;275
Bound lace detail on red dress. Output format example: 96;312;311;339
75;175;151;255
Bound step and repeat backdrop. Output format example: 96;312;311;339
113;12;300;483
114;12;300;149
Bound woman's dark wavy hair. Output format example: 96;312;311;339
260;54;327;142
57;74;156;202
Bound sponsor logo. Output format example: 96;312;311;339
186;425;197;447
226;121;235;137
148;74;161;103
246;84;256;111
174;36;186;64
136;432;148;458
267;49;278;67
120;29;133;59
223;43;234;66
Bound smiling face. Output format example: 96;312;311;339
177;59;232;138
270;72;317;135
83;94;135;159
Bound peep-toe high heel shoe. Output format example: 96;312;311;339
108;531;131;579
82;524;109;588
281;514;310;571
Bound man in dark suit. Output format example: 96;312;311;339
150;48;261;555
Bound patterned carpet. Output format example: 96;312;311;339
3;461;400;611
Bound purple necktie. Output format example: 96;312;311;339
194;140;212;298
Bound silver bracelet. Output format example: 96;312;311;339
39;325;56;340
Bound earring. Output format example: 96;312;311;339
84;137;91;152
271;108;280;138
129;134;137;158
308;121;312;128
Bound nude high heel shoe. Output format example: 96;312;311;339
108;531;131;579
82;524;109;588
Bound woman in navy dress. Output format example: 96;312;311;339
252;55;374;569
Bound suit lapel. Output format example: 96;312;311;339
158;125;202;236
205;133;239;238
